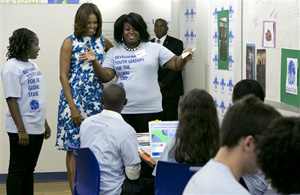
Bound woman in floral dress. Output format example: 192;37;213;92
55;3;113;193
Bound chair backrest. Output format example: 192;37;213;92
68;141;100;195
155;161;205;195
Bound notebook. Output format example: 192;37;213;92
148;121;179;159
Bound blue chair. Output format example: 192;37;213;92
155;161;205;195
67;141;100;195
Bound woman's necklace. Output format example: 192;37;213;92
124;43;141;52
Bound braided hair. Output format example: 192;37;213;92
6;28;36;60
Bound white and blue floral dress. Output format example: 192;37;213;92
55;35;105;151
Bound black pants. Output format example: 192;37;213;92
122;112;163;133
6;133;44;195
121;177;154;195
162;96;180;121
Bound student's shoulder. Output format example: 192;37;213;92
1;59;22;74
81;113;102;125
120;121;136;133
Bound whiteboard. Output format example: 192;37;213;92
242;0;300;103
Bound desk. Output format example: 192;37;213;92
139;152;156;168
137;132;158;170
139;152;157;178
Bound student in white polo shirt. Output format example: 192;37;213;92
1;28;51;195
80;83;154;195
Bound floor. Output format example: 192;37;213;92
0;181;71;195
0;181;279;194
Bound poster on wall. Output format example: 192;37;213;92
211;1;235;121
218;10;229;70
246;44;256;79
262;21;276;48
256;49;266;94
181;0;197;49
281;49;300;107
285;58;298;95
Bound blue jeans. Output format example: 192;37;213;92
6;133;44;195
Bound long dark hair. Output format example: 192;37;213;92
114;12;150;44
6;28;36;60
74;3;102;39
172;89;220;164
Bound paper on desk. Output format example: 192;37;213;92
181;48;196;59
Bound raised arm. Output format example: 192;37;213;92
59;37;82;126
163;48;194;71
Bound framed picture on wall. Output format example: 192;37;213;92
262;21;276;48
281;49;300;107
257;49;266;94
246;44;256;79
217;10;229;70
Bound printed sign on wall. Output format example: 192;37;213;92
286;58;298;95
181;0;197;49
211;1;235;121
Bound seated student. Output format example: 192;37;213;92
232;79;268;195
232;79;265;102
183;95;281;194
153;89;220;175
256;117;300;194
80;83;153;195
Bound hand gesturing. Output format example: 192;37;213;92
79;46;96;62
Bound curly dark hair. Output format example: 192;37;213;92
171;89;220;164
232;79;265;102
114;12;150;44
256;117;300;194
6;28;36;60
74;3;102;39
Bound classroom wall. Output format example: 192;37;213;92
182;0;209;93
241;0;300;116
242;0;300;103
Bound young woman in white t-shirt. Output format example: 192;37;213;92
1;28;51;195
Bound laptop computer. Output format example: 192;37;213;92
147;121;179;159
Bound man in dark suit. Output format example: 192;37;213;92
151;18;184;121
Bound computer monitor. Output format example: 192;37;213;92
149;121;179;158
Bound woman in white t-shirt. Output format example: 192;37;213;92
1;28;51;195
80;12;194;133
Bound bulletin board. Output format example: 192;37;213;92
242;0;300;108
